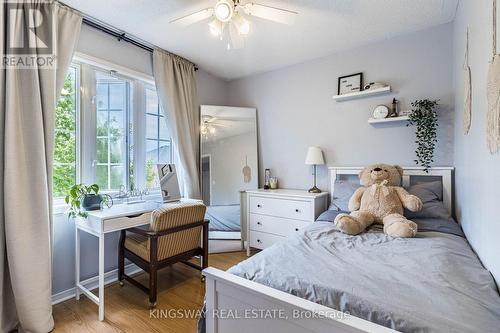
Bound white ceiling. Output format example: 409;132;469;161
62;0;458;80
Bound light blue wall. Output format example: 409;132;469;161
452;1;500;286
52;25;229;296
226;23;455;191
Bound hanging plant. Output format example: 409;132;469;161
407;99;439;172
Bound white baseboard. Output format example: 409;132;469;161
52;263;143;305
209;231;241;240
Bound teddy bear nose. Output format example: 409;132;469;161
374;167;382;172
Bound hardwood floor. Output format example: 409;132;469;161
53;251;251;333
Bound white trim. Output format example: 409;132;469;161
52;262;142;305
73;52;155;85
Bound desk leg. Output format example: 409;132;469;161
98;233;105;321
75;227;80;300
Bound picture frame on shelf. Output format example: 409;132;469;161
338;72;363;95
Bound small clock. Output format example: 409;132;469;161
372;105;389;119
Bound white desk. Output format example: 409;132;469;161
75;199;199;321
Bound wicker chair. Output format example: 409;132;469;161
118;202;209;308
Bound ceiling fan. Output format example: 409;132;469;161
170;0;298;49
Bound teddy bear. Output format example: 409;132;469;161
334;164;423;238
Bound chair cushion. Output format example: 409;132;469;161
124;232;150;261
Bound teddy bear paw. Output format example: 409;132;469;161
384;220;418;238
334;214;362;235
405;195;423;212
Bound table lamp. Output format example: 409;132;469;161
305;146;325;193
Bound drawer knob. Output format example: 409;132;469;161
295;209;300;213
257;222;262;225
257;204;262;208
257;239;262;243
295;228;299;232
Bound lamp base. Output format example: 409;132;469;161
308;186;321;193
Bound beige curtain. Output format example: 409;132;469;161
0;1;82;332
153;50;201;199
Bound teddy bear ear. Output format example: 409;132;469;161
395;165;404;177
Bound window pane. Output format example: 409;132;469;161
95;72;128;191
96;84;108;110
159;117;170;140
109;110;124;135
146;88;159;115
96;138;108;163
109;137;123;164
109;83;125;109
96;110;108;136
53;66;78;198
158;141;171;163
95;165;108;189
146;139;158;163
110;165;125;189
146;114;158;139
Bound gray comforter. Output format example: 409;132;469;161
228;216;500;332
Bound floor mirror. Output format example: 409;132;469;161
200;105;258;244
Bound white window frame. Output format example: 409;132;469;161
54;52;175;212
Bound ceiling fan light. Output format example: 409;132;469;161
214;0;234;22
233;13;250;35
209;19;223;36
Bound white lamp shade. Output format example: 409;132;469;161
305;146;325;165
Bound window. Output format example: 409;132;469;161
95;71;131;191
53;65;80;197
53;57;172;201
145;87;172;188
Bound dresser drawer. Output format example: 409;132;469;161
249;214;311;237
103;212;151;233
249;230;285;249
249;196;312;221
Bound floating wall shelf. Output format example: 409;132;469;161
332;86;392;102
368;115;410;124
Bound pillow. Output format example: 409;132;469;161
329;180;360;211
405;181;450;219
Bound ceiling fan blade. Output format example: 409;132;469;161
229;23;244;49
242;3;297;24
170;8;213;26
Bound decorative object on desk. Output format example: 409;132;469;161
338;72;363;95
305;146;325;193
364;82;388;90
407;99;439;172
389;98;399;117
487;0;500;153
372;104;389;119
264;168;271;190
116;185;149;204
463;26;472;135
157;164;181;202
242;155;252;183
269;177;279;189
65;184;113;218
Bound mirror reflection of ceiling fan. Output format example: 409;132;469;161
200;116;228;136
170;0;298;49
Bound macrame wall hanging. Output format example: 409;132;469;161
487;0;500;153
463;27;472;134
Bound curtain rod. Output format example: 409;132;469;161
81;17;198;71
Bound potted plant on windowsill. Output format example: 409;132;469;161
65;184;112;218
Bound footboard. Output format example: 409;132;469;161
202;267;396;333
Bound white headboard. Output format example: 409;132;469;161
329;166;455;215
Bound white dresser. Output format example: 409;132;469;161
246;189;328;255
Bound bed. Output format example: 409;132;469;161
201;167;500;333
206;204;241;232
